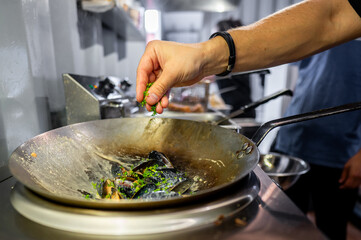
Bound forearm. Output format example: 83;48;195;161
201;0;361;76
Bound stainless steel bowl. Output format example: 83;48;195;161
258;153;310;190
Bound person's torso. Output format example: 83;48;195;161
275;40;361;168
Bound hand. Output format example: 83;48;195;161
136;39;224;114
339;149;361;189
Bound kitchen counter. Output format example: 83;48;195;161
0;165;326;240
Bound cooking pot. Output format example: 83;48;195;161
8;102;361;209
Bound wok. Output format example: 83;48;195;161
8;102;361;209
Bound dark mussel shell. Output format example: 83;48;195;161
147;168;184;187
132;183;157;199
132;151;174;172
170;179;192;194
148;151;174;169
111;163;125;177
132;159;159;172
114;179;135;199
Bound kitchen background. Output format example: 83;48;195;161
0;0;302;168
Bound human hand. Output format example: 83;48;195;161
339;149;361;189
136;40;223;114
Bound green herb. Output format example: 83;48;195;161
151;105;157;116
140;82;158;116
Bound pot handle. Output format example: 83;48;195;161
251;101;361;146
215;89;293;125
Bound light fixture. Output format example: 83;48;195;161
145;9;159;33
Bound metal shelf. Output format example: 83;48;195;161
101;7;145;41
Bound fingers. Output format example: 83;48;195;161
160;93;169;108
339;166;348;185
136;69;148;102
339;165;361;189
146;70;175;106
145;102;164;114
340;178;359;189
136;42;159;103
339;164;350;189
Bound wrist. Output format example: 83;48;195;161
200;36;229;77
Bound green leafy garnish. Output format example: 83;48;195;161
141;82;158;116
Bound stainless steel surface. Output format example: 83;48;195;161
133;111;238;126
63;73;101;124
259;153;310;190
10;172;259;235
9;117;259;209
214;89;293;125
63;74;138;125
0;166;326;239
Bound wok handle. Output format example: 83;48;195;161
215;89;293;125
251;101;361;146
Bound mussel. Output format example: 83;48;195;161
92;151;192;200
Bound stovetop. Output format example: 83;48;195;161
0;166;326;240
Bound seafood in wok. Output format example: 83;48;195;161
89;151;195;200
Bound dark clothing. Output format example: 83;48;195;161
349;0;361;17
216;74;255;118
275;40;361;168
284;164;358;240
273;40;361;240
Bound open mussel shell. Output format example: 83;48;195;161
171;179;192;194
132;151;174;172
148;151;174;169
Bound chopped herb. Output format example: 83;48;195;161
140;82;159;116
92;151;190;200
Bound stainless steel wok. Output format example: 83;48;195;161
8;102;361;209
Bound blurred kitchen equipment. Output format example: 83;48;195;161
81;0;115;13
258;153;310;190
63;73;138;124
215;69;271;81
8;101;361;209
212;69;271;114
145;89;292;135
168;79;210;112
215;89;293;125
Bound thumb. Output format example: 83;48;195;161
146;71;175;106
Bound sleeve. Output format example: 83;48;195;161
349;0;361;17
